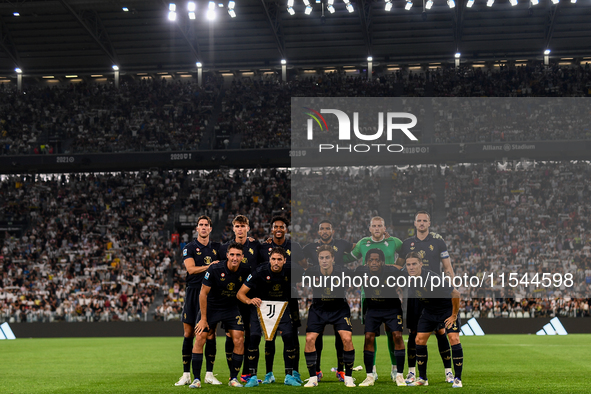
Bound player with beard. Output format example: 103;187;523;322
258;216;304;384
175;215;222;387
303;220;353;382
219;215;263;382
236;247;302;387
395;211;455;385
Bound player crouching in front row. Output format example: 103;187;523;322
189;243;251;388
237;247;302;387
405;251;464;388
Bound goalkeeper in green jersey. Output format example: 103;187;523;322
343;216;403;382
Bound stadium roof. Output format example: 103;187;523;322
1;0;590;75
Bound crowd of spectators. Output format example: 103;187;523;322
292;167;381;246
2;160;591;322
2;62;591;155
0;76;222;155
0;170;184;322
440;161;591;301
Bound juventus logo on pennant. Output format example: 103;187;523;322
257;300;288;341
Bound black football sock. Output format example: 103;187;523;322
225;335;234;372
343;349;355;377
231;353;244;380
335;334;344;372
305;351;317;377
451;344;464;380
416;344;428;380
265;339;276;374
292;332;300;373
183;337;193;373
205;338;216;373
387;331;397;366
242;332;251;376
248;336;261;376
191;353;203;382
395;349;405;374
282;334;295;374
407;332;417;368
315;333;324;372
363;350;374;375
437;333;452;369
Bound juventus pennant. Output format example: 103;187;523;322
256;300;288;341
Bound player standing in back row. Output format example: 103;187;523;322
175;215;222;387
395;211;456;384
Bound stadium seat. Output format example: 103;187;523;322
516;311;523;318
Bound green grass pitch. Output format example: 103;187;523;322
1;334;590;393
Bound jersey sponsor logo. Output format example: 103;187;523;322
183;249;188;256
441;251;450;258
204;272;210;280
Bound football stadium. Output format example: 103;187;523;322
1;1;591;393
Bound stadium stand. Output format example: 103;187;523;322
2;67;591;324
2;63;591;155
